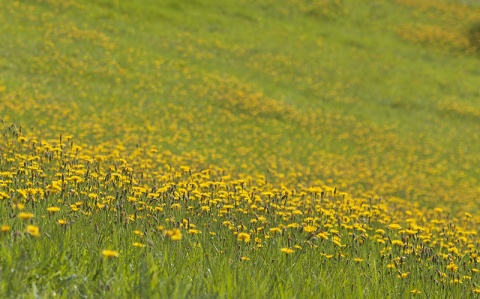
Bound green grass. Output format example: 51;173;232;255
1;0;480;297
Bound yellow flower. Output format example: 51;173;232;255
447;262;459;272
47;206;61;213
18;212;35;220
388;224;402;230
26;225;40;237
13;203;25;210
57;219;67;225
237;232;251;243
1;225;11;233
269;227;282;233
281;247;295;254
240;256;250;261
303;225;317;233
165;229;182;241
133;242;146;247
405;229;418;235
353;257;364;263
410;289;422;295
102;250;119;258
392;240;404;246
189;229;201;235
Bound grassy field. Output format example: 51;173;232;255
1;0;480;297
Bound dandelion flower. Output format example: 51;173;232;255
165;229;182;241
47;206;61;213
388;224;402;230
133;242;146;248
447;262;459;272
102;250;119;258
410;289;422;295
26;225;40;237
1;225;11;233
18;212;34;220
57;219;67;225
303;225;317;233
281;247;295;254
237;232;251;242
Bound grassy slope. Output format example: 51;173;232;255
1;0;480;297
2;1;479;211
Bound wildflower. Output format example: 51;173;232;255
410;289;422;295
353;257;364;263
237;232;251;242
447;262;459;272
102;250;119;258
57;219;67;225
281;247;295;254
392;240;404;246
387;264;396;269
388;224;402;230
405;229;418;235
189;229;201;235
1;225;11;233
26;225;40;237
165;229;182;241
13;203;25;210
47;206;60;213
133;242;146;247
269;227;282;233
333;240;344;247
398;272;410;279
303;225;317;233
241;256;250;261
18;212;34;220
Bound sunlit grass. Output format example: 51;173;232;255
1;0;480;297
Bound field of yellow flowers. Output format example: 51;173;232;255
1;0;480;297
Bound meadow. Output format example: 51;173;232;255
1;0;480;297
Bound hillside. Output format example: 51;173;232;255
1;0;480;297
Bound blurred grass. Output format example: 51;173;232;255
0;0;479;211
